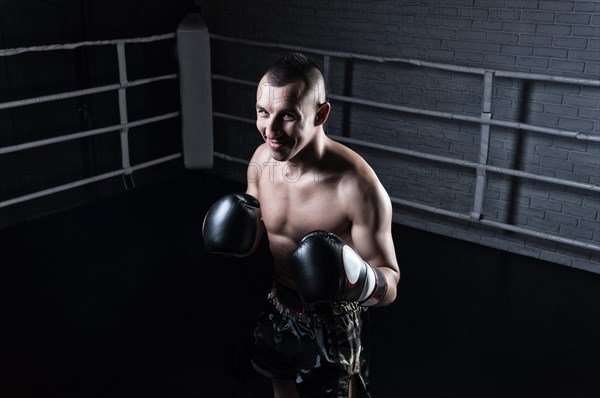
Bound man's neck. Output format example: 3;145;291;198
286;128;328;173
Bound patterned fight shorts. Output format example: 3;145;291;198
251;281;371;398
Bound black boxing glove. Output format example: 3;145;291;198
291;230;387;306
202;193;262;257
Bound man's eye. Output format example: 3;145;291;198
283;113;296;120
257;109;268;116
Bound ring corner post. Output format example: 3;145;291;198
176;13;214;170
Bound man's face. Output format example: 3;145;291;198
255;76;319;162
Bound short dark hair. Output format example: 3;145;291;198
265;52;322;87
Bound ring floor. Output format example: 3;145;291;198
1;171;599;398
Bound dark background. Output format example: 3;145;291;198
2;172;600;397
1;1;599;397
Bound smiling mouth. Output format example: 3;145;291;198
268;139;288;150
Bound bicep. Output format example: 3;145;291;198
246;165;260;198
350;184;400;286
246;146;263;198
245;146;266;241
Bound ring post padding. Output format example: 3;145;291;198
177;13;214;169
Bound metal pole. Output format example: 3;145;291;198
471;71;494;220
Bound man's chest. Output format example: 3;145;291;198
257;177;349;241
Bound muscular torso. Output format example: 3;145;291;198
253;149;355;288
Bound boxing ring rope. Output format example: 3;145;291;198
0;154;181;208
0;75;177;111
209;34;600;252
0;33;181;209
0;113;179;155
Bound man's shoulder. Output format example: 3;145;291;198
329;140;377;182
328;143;386;200
250;143;270;163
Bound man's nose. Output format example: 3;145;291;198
265;118;281;138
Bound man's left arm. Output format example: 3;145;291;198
347;176;400;306
290;170;400;307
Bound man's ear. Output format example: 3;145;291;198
314;102;331;126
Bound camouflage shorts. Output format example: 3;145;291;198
251;283;371;398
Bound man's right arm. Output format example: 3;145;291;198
246;143;267;199
245;144;267;243
201;145;267;257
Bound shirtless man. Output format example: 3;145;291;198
203;53;400;398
